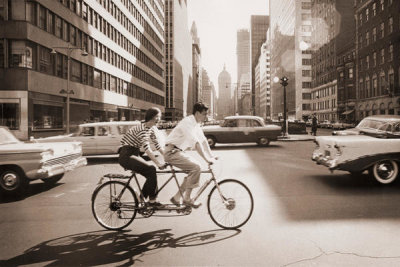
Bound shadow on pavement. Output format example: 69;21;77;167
213;144;282;150
0;229;240;266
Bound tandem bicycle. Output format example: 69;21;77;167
91;162;254;230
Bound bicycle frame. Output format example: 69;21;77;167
99;164;222;210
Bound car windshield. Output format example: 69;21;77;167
357;119;390;130
0;128;21;145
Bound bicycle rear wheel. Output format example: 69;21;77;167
92;181;138;230
207;179;254;229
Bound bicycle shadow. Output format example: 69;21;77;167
0;229;240;266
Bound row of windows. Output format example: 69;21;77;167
58;0;163;59
312;99;336;111
26;2;163;89
312;86;336;100
338;68;354;80
358;69;395;99
359;18;394;49
5;40;164;106
360;45;394;70
358;0;393;26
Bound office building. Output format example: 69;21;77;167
164;0;192;121
269;0;312;121
217;65;232;120
355;0;400;118
201;68;216;119
250;15;269;115
191;21;202;113
0;0;165;139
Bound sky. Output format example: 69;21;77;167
187;0;269;96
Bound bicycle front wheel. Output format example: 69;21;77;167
207;179;254;229
92;181;138;230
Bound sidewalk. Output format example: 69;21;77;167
277;133;315;141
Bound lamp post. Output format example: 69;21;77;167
274;76;289;137
51;45;88;134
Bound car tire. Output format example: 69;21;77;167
0;168;29;195
369;160;399;184
206;136;216;148
42;174;64;185
257;137;270;146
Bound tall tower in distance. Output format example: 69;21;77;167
250;15;269;115
237;29;250;90
217;65;232;120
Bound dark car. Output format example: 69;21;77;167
332;115;400;137
312;115;400;184
202;115;281;148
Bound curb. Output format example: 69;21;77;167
277;136;315;142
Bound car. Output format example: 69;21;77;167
331;121;346;130
202;115;281;148
33;121;141;156
319;120;332;128
312;115;400;184
0;126;87;195
332;115;400;136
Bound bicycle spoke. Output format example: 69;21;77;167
207;179;253;229
92;181;137;230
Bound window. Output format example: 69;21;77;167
339;71;344;80
372;27;376;42
373;52;377;67
366;76;370;98
39;6;46;30
26;2;36;24
380;22;384;39
302;58;311;65
380;48;385;64
70;59;81;82
380;0;384;11
372;3;376;16
55;16;62;38
47;11;54;34
93;69;101;88
349;68;353;78
389;44;393;61
39;46;52;74
372;75;378;96
388;17;393;34
56;53;63;77
366;55;369;69
302;82;312;88
359;13;363;26
301;2;311;9
33;104;63;129
365;8;369;22
366;31;369;46
0;40;3;68
0;102;20;130
302;70;311;77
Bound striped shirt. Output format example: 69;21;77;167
121;124;161;151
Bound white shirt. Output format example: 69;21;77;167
166;115;206;151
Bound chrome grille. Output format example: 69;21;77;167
42;153;82;167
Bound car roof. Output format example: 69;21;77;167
363;115;400;122
224;115;264;121
79;121;141;127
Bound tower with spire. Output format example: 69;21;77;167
217;64;233;119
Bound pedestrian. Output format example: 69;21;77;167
165;102;217;208
118;107;165;207
311;113;318;136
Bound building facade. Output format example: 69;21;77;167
257;42;271;119
0;0;165;139
164;0;192;121
310;0;355;123
190;21;201;113
269;0;312;121
236;29;250;94
201;68;216;119
250;15;269;115
355;0;400;119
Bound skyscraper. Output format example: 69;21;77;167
164;0;192;121
191;21;202;114
236;29;250;89
250;15;269;115
217;65;232;119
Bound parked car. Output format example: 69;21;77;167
332;115;400;136
34;121;141;156
0;126;87;195
319;120;332;128
312;115;400;184
331;121;346;130
202;115;281;148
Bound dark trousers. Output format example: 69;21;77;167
118;146;158;199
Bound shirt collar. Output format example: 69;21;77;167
188;114;199;125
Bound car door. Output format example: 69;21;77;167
219;119;239;143
73;126;97;155
248;119;263;142
95;125;120;155
236;119;253;142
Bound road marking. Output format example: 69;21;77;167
52;193;65;198
69;183;91;193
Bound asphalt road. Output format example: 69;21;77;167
2;139;400;266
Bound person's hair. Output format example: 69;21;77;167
192;102;209;115
145;107;161;122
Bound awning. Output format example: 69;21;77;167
342;110;354;115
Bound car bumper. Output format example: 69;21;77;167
26;157;87;179
312;152;338;170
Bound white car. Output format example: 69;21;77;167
34;121;141;156
312;115;400;184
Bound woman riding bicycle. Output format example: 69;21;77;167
118;107;165;207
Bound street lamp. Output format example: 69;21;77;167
274;76;289;137
51;45;88;134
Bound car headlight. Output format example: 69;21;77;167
40;149;54;162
